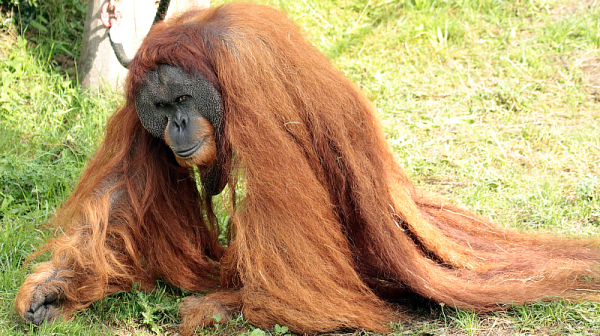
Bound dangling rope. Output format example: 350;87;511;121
100;0;171;68
153;0;172;25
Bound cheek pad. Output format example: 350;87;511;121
135;90;168;138
193;79;223;134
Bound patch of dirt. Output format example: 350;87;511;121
576;52;600;102
551;0;598;16
53;53;78;79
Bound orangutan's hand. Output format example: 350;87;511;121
15;263;67;325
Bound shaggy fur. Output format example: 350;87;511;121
16;3;600;334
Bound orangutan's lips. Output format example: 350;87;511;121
175;139;204;158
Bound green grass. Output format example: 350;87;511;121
2;0;600;335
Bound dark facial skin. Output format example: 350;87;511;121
135;64;225;194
